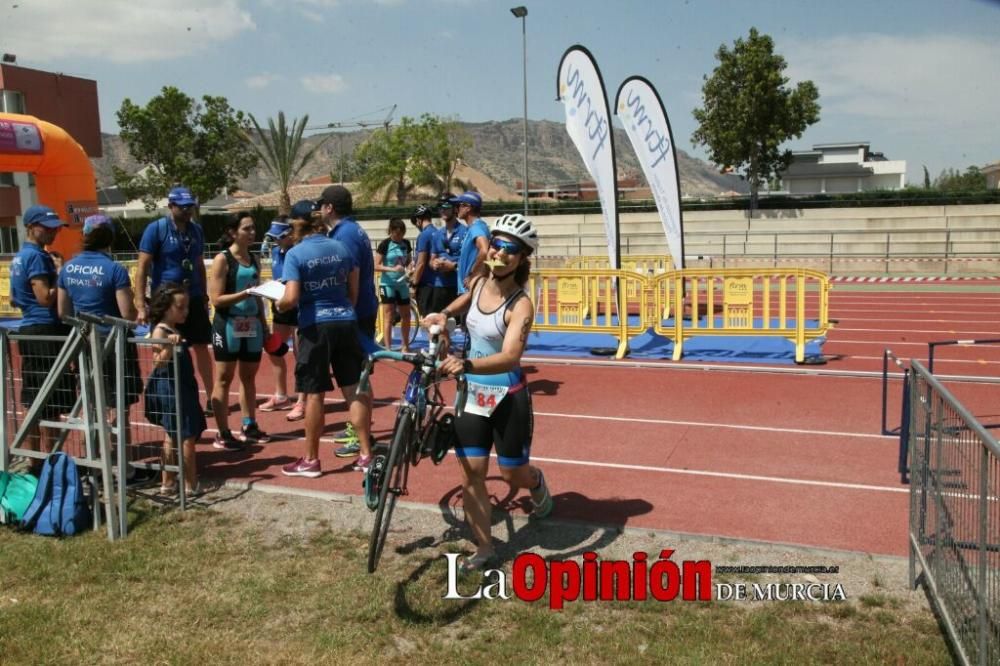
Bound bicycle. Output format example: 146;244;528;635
358;319;467;574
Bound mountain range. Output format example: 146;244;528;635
91;118;747;199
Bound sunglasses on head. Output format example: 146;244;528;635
490;238;524;255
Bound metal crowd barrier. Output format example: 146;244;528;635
0;315;191;540
908;359;1000;666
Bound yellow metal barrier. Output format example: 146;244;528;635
650;268;832;363
0;256;832;365
528;268;648;359
564;254;674;274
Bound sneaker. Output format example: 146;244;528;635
335;441;361;458
213;431;245;451
286;402;305;422
282;457;321;478
333;422;358;443
353;454;374;472
530;470;554;519
241;423;272;444
259;395;291;412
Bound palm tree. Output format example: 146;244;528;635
245;112;329;215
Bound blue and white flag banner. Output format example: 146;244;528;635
614;76;685;269
557;45;620;269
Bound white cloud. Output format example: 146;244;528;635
783;33;1000;134
245;73;278;89
301;73;347;94
2;0;255;64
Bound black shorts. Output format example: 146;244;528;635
178;295;212;345
431;286;457;316
211;315;263;363
454;386;533;468
378;284;411;306
295;321;364;394
415;284;434;318
271;302;299;327
16;323;76;419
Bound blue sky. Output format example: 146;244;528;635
3;0;998;183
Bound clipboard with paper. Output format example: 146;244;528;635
247;280;286;301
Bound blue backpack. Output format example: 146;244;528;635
20;453;92;536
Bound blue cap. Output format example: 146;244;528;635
290;199;319;221
22;205;66;229
450;191;482;208
266;220;292;239
167;186;198;206
83;214;114;236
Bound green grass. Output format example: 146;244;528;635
0;503;953;665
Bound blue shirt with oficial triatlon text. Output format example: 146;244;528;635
138;216;206;297
281;235;356;329
58;250;131;321
10;242;59;327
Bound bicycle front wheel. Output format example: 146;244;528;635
367;411;413;573
408;302;420;346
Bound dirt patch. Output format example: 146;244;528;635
196;481;927;611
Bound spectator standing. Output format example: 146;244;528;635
259;218;307;421
453;191;490;294
134;186;215;416
430;196;467;314
408;204;438;318
320;185;378;340
9;205;72;461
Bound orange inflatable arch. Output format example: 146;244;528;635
0;112;96;259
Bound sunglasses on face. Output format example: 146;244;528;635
490;238;524;255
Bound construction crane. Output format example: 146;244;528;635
306;105;397;184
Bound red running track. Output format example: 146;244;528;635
177;282;1000;557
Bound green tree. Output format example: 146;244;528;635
934;166;987;192
245;112;330;215
692;27;820;212
113;86;258;209
353;114;471;205
922;165;931;189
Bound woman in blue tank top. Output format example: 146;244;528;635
424;213;553;572
207;213;270;449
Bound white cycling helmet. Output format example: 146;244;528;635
490;213;539;254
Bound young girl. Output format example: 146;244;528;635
144;283;206;496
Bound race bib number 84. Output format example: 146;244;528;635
465;382;509;417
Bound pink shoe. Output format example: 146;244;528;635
259;395;291;412
281;457;321;478
286;401;305;422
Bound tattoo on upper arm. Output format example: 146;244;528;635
519;316;531;344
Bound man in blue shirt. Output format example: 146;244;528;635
276;200;374;477
453;191;490;295
134;186;214;414
319;185;378;340
408;204;438;317
430;197;467;313
9;204;73;460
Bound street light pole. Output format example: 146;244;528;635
511;6;528;216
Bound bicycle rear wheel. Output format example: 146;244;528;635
407;302;420;346
367;412;412;573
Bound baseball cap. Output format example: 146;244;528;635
450;191;482;208
265;220;292;239
22;205;66;229
289;199;320;221
83;214;115;236
319;185;352;212
167;187;198;207
437;193;455;209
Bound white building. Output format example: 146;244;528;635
983;161;1000;190
780;142;906;195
